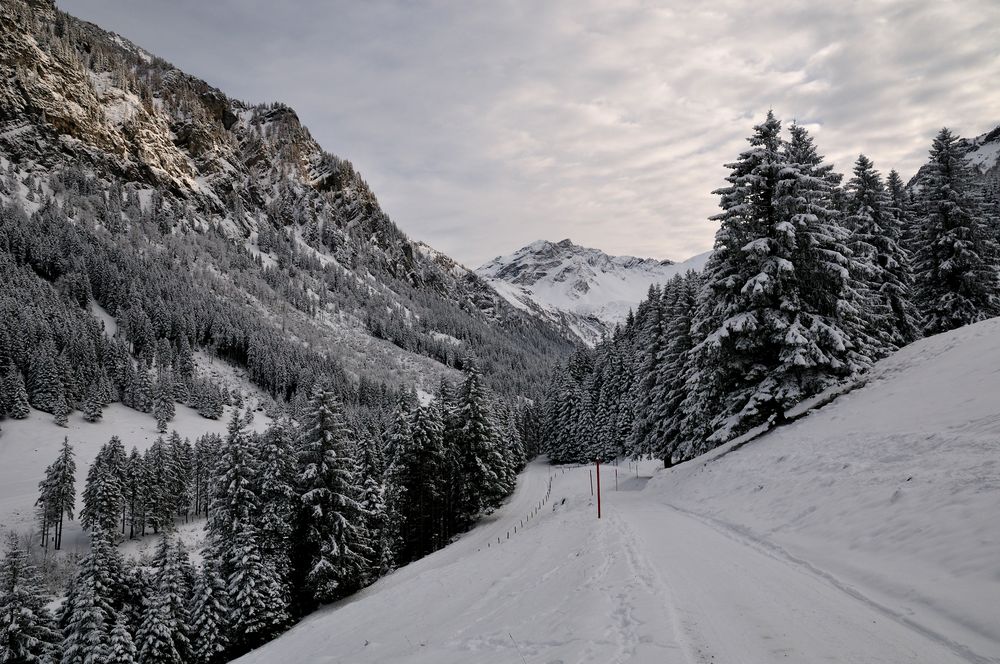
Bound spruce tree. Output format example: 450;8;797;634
845;154;920;350
357;431;392;582
37;438;75;550
226;523;287;654
27;341;63;414
106;615;136;664
81;437;126;537
387;402;446;562
60;532;124;664
153;374;175;433
187;560;229;664
82;383;104;423
5;365;31;419
137;535;191;664
688;114;865;448
0;533;60;664
253;422;296;581
292;385;369;607
455;366;505;516
207;411;257;558
123;448;146;539
912;127;999;334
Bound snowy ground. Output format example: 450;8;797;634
0;402;268;553
238;318;1000;664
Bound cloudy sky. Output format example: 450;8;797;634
61;1;1000;267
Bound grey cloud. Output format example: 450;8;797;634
59;0;1000;266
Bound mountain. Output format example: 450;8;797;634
0;0;573;413
477;239;710;345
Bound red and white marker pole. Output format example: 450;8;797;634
596;459;602;519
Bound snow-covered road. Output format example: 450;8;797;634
238;459;986;664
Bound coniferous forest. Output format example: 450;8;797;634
2;0;1000;663
541;113;999;465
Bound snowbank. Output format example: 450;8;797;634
652;316;1000;660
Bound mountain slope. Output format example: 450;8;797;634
236;318;1000;663
477;239;710;345
0;0;573;408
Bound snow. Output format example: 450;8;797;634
237;317;1000;663
88;300;118;337
0;403;268;552
429;331;462;346
965;133;1000;174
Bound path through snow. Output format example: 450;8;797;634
238;459;985;663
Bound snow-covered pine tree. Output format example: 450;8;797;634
37;437;76;550
190;434;220;519
845;154;920;350
153;373;175;433
687;114;865;448
187;559;229;664
455;365;505;517
207;410;258;558
106;615;136;664
4;365;31;419
166;432;192;522
53;393;69;427
629;285;666;459
27;339;63;414
912;127;1000;334
388;401;446;561
357;430;392;582
0;533;60;664
226;523;287;654
143;437;176;534
653;272;701;466
134;363;154;414
123;447;146;538
82;382;104;423
136;600;180;664
253;421;297;580
292;385;370;607
81;436;127;536
136;534;191;664
60;532;124;664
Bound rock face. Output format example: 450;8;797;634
0;0;573;397
478;239;710;346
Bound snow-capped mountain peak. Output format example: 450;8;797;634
477;239;710;346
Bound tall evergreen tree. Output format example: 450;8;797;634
136;535;191;664
292;385;369;607
688;114;866;447
106;615;136;664
226;523;287;654
4;365;31;419
845;154;920;350
912;127;999;334
0;533;60;664
81;437;126;536
187;560;229;664
253;421;297;581
37;438;76;550
455;366;505;516
60;532;124;664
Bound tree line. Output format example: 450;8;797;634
2;364;533;663
543;115;999;465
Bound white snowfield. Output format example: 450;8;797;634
0;403;269;552
240;317;1000;664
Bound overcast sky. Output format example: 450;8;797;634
60;1;1000;267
